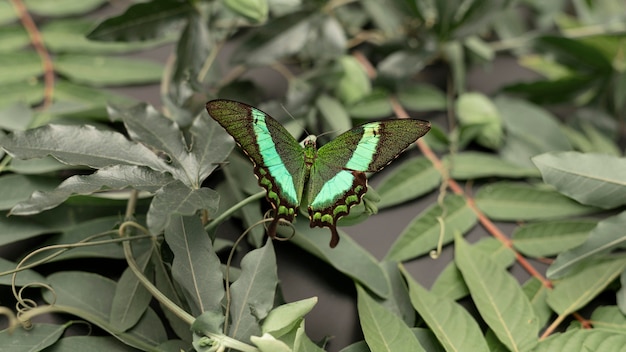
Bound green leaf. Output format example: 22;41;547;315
590;306;626;333
0;52;43;84
229;240;277;342
10;165;172;216
456;92;502;149
251;333;292;352
522;277;552;328
0;323;66;351
430;238;516;301
0;256;47;286
511;219;596;258
0;174;59;211
262;297;318;337
386;195;477;262
494;96;571;167
27;216;127;262
24;0;106;16
335;56;372;105
316;94;351;138
224;0;268;23
546;257;626;315
190;113;235;184
446;152;541;180
0;1;17;25
360;0;404;37
164;215;225;317
147;181;220;236
537;36;613;72
0;25;29;52
109;103;194;184
535;329;626;352
533;152;626;209
375;156;441;210
110;247;154;331
401;266;489;352
8;156;68;174
288;221;390;298
455;235;539;352
475;182;599;221
41;19;173;54
54;54;163;86
397;83;447;112
172;12;211;88
0;81;44;108
87;0;193;41
1;124;171;173
356;284;425;352
378;50;431;79
232;11;312;65
46;336;139;352
43;271;168;349
378;261;416;326
547;211;626;279
347;90;392;119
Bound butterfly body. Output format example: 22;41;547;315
206;99;430;247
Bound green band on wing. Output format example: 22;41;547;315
345;123;380;170
252;109;298;204
311;170;354;207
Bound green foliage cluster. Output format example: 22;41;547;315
0;0;626;351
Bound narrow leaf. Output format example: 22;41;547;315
430;238;516;301
447;152;540;180
229;240;277;342
533;151;626;209
110;247;154;331
1;124;171;172
401;266;489;352
495;96;571;167
475;182;599;221
87;0;192;41
590;306;626;333
24;0;106;16
11;165;172;215
511;219;596;258
535;329;626;352
455;236;539;351
0;52;43;84
289;221;390;298
386;195;477;262
164;215;224;317
356;284;425;352
0;174;58;211
397;83;446;112
0;323;65;351
547;257;626;315
547;211;626;279
456;92;502;149
190;113;235;184
147;181;219;235
54;54;164;86
375;156;441;209
262;297;317;337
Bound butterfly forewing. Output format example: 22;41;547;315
206;100;307;236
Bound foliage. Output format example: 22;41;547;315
1;0;626;351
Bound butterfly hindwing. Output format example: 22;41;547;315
206;100;306;236
308;119;431;246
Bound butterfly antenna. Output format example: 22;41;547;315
280;103;310;136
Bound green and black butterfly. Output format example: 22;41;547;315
206;99;431;247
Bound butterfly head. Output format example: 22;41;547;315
303;135;317;148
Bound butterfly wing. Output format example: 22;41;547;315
206;99;307;237
307;119;431;247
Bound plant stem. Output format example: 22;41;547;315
205;191;266;233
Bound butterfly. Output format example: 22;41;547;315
206;99;431;248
